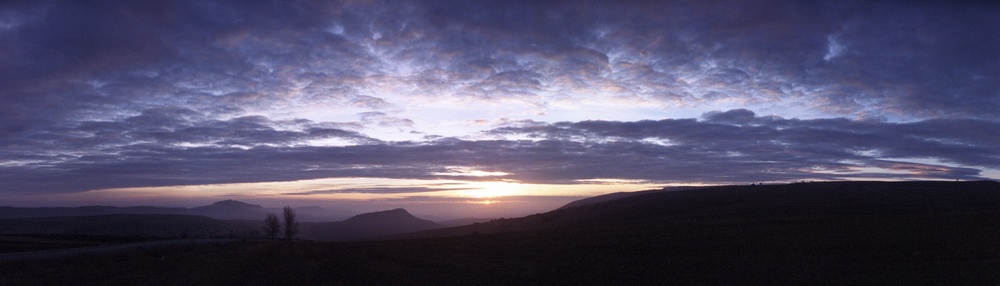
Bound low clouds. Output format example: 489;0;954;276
484;108;999;183
97;107;371;147
2;109;996;195
0;1;998;197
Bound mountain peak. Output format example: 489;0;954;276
345;208;416;222
212;199;248;205
197;200;264;210
383;208;409;214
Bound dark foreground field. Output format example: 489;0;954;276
3;181;1000;284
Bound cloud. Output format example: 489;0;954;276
702;109;757;124
359;112;415;128
487;109;999;181
3;1;997;133
1;106;377;175
462;70;543;99
1;1;997;198
283;187;469;196
3;109;996;195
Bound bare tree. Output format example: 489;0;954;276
262;213;280;239
282;206;298;240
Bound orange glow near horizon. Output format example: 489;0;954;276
40;177;663;208
2;177;716;219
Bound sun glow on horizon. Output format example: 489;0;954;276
457;181;527;198
31;177;661;210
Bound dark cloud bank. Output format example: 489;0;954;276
1;1;998;195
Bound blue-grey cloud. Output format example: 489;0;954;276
2;109;997;195
1;1;997;197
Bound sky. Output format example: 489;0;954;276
1;0;998;219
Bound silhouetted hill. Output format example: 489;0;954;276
189;200;267;220
437;217;494;227
400;180;1000;238
299;208;442;241
558;186;700;209
0;214;251;238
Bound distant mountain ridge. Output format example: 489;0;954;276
0;207;444;242
189;200;268;220
299;208;443;241
195;200;264;210
437;217;494;227
344;208;413;222
0;200;350;222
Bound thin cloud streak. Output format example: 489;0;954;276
283;187;471;196
2;109;995;195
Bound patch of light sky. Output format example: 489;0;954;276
26;176;662;211
230;46;910;143
824;34;845;62
281;97;810;143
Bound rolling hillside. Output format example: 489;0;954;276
5;181;1000;284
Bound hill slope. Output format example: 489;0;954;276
400;180;1000;238
557;186;700;209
